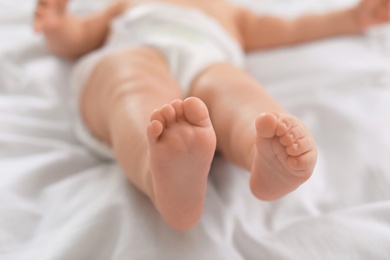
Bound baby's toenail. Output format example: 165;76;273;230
282;122;288;130
289;133;295;140
281;120;290;129
293;143;299;150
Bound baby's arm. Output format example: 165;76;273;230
237;0;390;51
34;0;129;59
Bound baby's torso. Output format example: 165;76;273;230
123;0;244;46
100;0;245;89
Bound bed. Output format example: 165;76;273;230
1;0;390;259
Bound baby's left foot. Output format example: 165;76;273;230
250;112;317;201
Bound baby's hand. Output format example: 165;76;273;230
34;0;68;33
355;0;390;31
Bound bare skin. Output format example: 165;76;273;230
147;98;216;228
34;0;390;230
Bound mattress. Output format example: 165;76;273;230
1;0;390;259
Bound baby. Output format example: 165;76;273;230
34;0;389;230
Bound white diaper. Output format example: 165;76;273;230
70;2;245;159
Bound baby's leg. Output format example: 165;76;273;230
191;63;317;201
80;48;216;230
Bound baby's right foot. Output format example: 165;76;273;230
147;97;216;231
34;0;68;33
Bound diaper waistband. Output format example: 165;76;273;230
109;2;245;68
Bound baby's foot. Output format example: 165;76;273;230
147;97;216;230
250;112;317;201
34;0;68;33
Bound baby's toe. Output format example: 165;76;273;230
160;104;176;126
279;126;305;146
286;137;312;156
150;109;166;126
275;115;297;137
170;99;184;121
255;113;278;138
147;120;164;142
183;97;210;127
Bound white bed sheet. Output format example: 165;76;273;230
1;0;390;259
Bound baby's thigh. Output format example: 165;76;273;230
77;47;182;143
85;47;175;91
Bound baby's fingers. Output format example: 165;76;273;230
33;7;45;33
33;20;43;33
37;0;56;9
33;0;56;32
379;0;390;22
57;0;68;9
387;0;390;21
